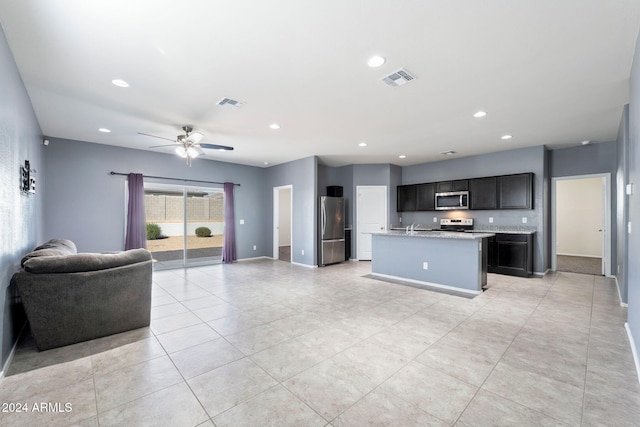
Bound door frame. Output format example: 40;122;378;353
273;185;293;260
551;173;611;276
142;181;223;270
356;185;388;261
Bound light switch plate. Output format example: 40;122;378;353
627;183;634;195
433;217;438;223
522;217;528;224
489;217;494;223
239;219;245;225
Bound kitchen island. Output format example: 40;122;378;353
371;230;494;295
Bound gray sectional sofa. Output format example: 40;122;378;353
11;239;153;350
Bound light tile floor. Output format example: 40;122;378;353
2;259;639;426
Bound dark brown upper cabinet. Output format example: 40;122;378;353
416;182;436;211
398;172;533;212
435;179;469;193
469;177;497;210
397;184;417;212
498;173;533;209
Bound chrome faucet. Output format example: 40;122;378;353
406;223;417;233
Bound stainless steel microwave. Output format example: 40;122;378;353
435;191;469;210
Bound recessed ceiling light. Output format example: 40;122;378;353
440;150;456;155
111;79;129;88
359;142;367;147
367;55;385;68
264;161;270;165
581;140;591;145
269;123;280;130
473;111;487;118
98;128;111;133
399;155;407;159
501;135;512;140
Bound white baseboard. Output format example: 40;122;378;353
369;272;481;296
625;323;640;384
291;261;317;269
237;256;271;262
556;252;602;258
614;276;628;307
0;323;27;382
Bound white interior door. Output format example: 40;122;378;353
357;186;387;261
551;174;611;276
273;185;293;260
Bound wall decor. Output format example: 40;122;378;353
21;160;36;195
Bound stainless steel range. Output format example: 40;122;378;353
440;218;474;232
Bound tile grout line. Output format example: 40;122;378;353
580;274;597;427
451;274;561;425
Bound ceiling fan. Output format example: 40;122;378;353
139;126;233;166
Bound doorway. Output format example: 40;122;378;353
356;186;387;261
551;174;610;276
273;185;293;262
144;182;224;269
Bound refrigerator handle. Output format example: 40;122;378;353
321;202;326;236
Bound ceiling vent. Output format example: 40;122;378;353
217;97;244;108
380;68;417;87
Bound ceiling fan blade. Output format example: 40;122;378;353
200;143;234;151
186;131;204;144
149;143;180;148
138;132;176;142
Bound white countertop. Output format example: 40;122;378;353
373;230;495;240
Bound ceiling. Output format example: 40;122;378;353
1;1;639;168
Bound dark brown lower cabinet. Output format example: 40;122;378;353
487;233;533;277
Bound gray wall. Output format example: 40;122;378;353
0;26;44;371
400;145;548;274
627;28;640;367
43;138;267;260
617;105;630;303
549;142;618;178
264;156;318;266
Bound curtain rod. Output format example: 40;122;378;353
109;171;240;186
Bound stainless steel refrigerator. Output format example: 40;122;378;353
319;196;345;266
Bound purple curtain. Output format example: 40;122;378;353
125;173;147;250
222;182;237;263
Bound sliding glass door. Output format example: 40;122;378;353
144;182;224;269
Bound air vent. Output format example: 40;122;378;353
380;68;417;87
217;97;244;108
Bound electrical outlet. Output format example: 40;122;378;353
522;217;528;224
253;245;256;250
301;249;305;255
423;262;429;270
239;219;245;225
489;217;494;223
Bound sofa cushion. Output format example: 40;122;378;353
21;239;78;266
34;238;77;253
23;248;152;274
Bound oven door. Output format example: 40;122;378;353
435;191;469;210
